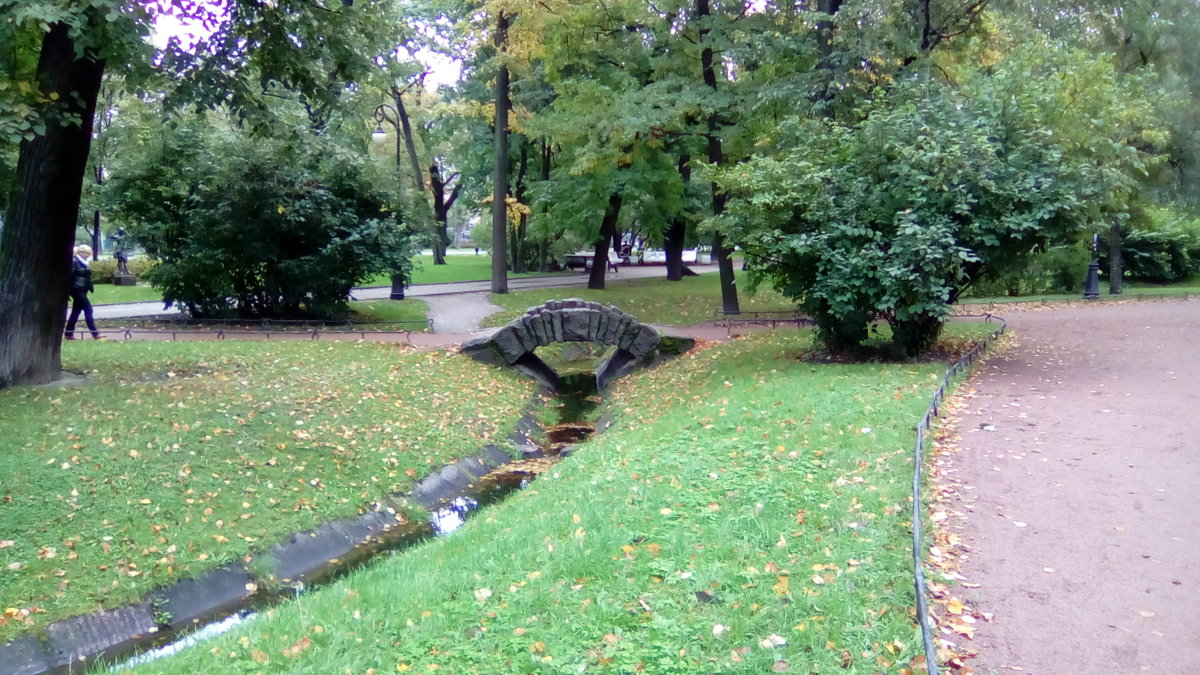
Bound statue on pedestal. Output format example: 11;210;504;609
111;227;136;285
112;227;130;275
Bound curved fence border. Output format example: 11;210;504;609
912;313;1007;674
83;320;433;345
956;291;1196;311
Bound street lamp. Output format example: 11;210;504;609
372;103;407;301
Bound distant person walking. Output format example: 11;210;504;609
66;245;101;340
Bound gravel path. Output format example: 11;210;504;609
944;299;1200;674
422;293;503;334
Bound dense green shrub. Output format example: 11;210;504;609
1117;207;1200;282
89;257;158;284
968;243;1092;297
717;81;1081;355
715;46;1164;356
107;121;414;319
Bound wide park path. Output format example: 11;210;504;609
943;299;1200;674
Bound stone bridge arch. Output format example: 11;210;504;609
459;299;694;392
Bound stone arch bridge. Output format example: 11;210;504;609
459;299;694;392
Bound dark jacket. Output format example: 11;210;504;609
70;256;94;294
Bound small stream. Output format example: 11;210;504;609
113;368;601;670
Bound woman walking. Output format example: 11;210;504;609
66;245;101;340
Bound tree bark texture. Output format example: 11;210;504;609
665;154;690;281
697;0;740;314
490;11;510;294
429;164;460;265
0;22;105;388
587;192;623;291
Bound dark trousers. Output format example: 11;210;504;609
66;291;100;339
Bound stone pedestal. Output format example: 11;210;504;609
113;274;137;286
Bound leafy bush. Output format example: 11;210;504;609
715;46;1164;356
107;120;414;319
718;82;1075;354
969;242;1092;297
1118;207;1200;282
89;257;158;284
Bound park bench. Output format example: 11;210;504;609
715;309;811;334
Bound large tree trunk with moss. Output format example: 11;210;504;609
0;22;105;388
587;192;623;290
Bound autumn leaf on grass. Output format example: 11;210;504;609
772;575;790;597
282;636;312;658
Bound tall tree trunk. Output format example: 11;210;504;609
91;207;102;255
587;192;623;290
429;163;459;267
665;154;690;281
490;11;511;294
536;140;552;272
392;89;444;265
0;22;105;388
511;141;529;273
88;85;115;257
1108;219;1123;295
816;0;844;65
697;0;740;314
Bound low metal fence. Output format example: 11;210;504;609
714;309;811;333
956;291;1196;312
87;319;432;344
911;313;1007;675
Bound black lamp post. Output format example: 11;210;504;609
372;103;407;301
1083;232;1101;300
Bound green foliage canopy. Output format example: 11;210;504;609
717;46;1167;354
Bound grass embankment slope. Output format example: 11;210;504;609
116;326;988;674
0;342;535;644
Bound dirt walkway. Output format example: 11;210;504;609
422;293;503;334
944;299;1200;674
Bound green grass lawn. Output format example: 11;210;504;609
346;299;430;328
92;284;165;305
363;254;571;287
0;341;535;644
486;273;795;327
94;323;992;674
